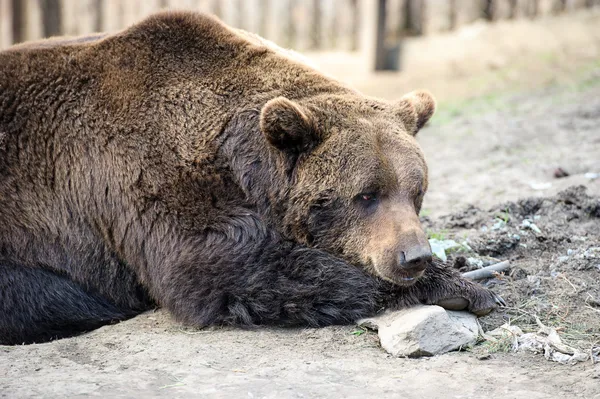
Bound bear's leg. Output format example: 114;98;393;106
150;220;393;327
0;260;140;345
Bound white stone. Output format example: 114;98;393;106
359;305;479;357
428;239;461;262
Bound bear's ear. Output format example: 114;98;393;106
260;97;321;154
396;90;436;135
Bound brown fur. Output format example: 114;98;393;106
0;11;502;344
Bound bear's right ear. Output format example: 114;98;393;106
260;97;321;155
396;90;436;135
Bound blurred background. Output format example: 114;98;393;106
1;0;600;101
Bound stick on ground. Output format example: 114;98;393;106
462;260;511;280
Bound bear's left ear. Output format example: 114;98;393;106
260;97;321;155
395;90;436;135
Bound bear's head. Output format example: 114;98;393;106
260;90;436;286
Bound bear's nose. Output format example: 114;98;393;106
399;246;432;272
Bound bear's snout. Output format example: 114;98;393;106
364;205;434;285
399;244;432;274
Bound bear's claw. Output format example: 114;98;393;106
493;292;507;307
470;290;506;316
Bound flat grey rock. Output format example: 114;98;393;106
359;305;479;357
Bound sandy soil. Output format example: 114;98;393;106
3;12;600;399
420;82;600;218
2;310;599;398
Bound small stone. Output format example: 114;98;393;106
530;224;542;234
359;318;379;330
567;249;574;256
521;219;542;234
359;305;479;358
551;352;572;364
492;220;506;230
553;168;569;178
583;247;600;259
584;172;599;180
428;239;460;262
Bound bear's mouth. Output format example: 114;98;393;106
389;268;425;286
369;257;427;286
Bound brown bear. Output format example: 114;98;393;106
0;11;503;345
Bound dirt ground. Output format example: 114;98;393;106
2;11;600;399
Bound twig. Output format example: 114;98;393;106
177;327;211;335
591;341;599;365
585;305;600;314
477;320;498;343
558;273;578;293
159;382;185;390
462;260;511;280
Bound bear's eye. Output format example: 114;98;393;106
355;192;379;208
360;193;377;201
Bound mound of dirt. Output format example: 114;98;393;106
424;185;600;350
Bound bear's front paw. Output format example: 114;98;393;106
470;290;506;316
435;288;505;316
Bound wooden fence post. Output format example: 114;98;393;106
374;0;387;70
405;0;424;35
40;0;61;37
13;0;43;43
451;0;485;29
360;0;400;71
564;0;588;9
0;0;12;48
310;0;321;49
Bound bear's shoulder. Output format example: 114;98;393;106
124;11;319;72
125;11;245;50
2;11;248;63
